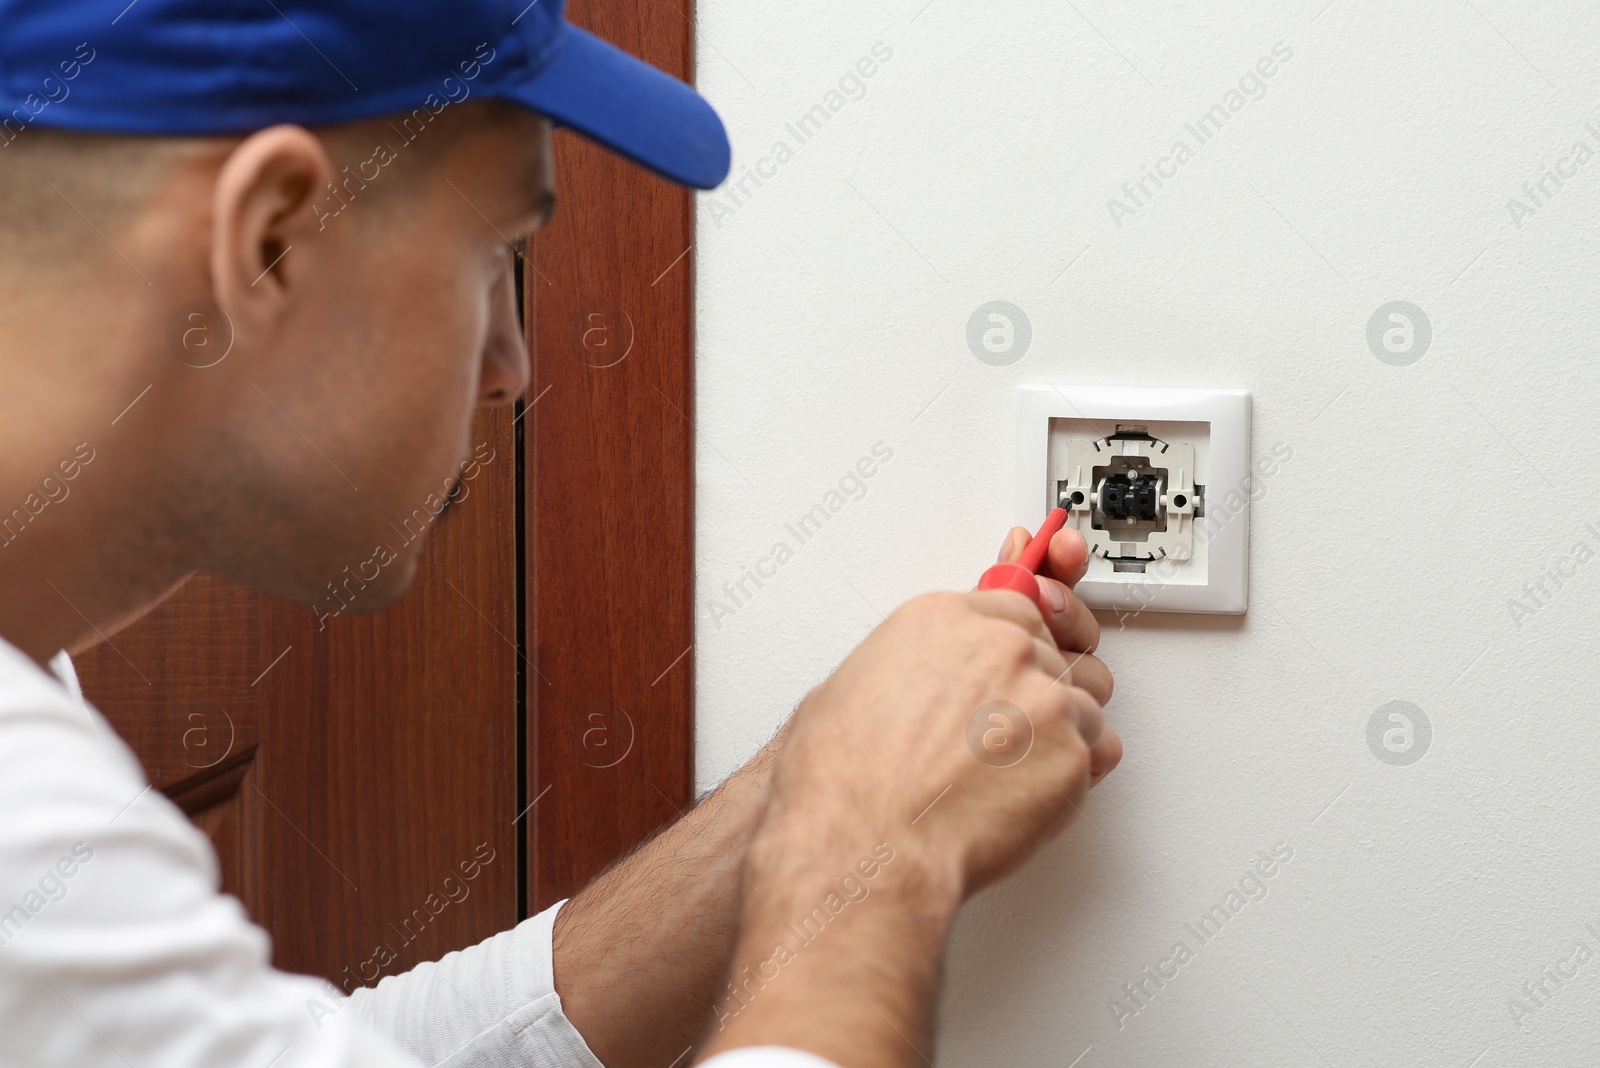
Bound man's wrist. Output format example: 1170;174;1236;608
705;821;960;1065
690;747;781;858
743;815;963;931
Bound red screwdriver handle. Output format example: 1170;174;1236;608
977;508;1069;612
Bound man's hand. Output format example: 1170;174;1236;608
992;522;1122;786
757;530;1117;908
700;525;1121;1067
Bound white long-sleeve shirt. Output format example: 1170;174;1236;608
0;635;835;1068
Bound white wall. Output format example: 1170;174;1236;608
693;2;1600;1064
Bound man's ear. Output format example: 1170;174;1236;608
210;125;337;336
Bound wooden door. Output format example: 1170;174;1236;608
73;0;699;992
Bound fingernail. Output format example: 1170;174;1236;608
1038;577;1066;613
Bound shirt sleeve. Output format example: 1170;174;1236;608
345;900;604;1068
699;1049;843;1068
0;646;420;1067
0;645;601;1068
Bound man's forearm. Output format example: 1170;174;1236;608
697;824;962;1068
551;738;779;1068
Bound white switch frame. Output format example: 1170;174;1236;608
1014;385;1251;615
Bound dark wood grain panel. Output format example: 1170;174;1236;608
524;0;698;911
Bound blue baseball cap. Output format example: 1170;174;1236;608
0;0;731;189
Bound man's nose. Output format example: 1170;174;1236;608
480;266;530;406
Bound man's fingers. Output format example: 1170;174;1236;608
1088;726;1123;786
1029;633;1070;683
963;592;1107;712
987;529;1099;654
1043;526;1090;587
1073;692;1105;748
1056;651;1112;706
969;588;1055;645
1036;576;1100;654
997;526;1030;564
999;524;1088;588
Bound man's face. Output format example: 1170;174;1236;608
193;106;552;614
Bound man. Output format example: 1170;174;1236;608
0;2;1120;1066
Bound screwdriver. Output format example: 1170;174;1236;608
977;507;1069;613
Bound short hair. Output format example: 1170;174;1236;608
0;100;513;272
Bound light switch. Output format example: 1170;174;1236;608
1014;385;1251;615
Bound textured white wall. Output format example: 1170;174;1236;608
693;2;1600;1064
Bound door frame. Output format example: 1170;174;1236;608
520;0;700;913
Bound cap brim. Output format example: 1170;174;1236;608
503;26;730;191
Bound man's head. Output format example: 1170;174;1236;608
2;104;550;611
0;1;727;659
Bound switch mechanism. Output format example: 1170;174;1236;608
1055;426;1204;567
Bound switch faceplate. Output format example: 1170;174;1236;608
1015;386;1251;615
